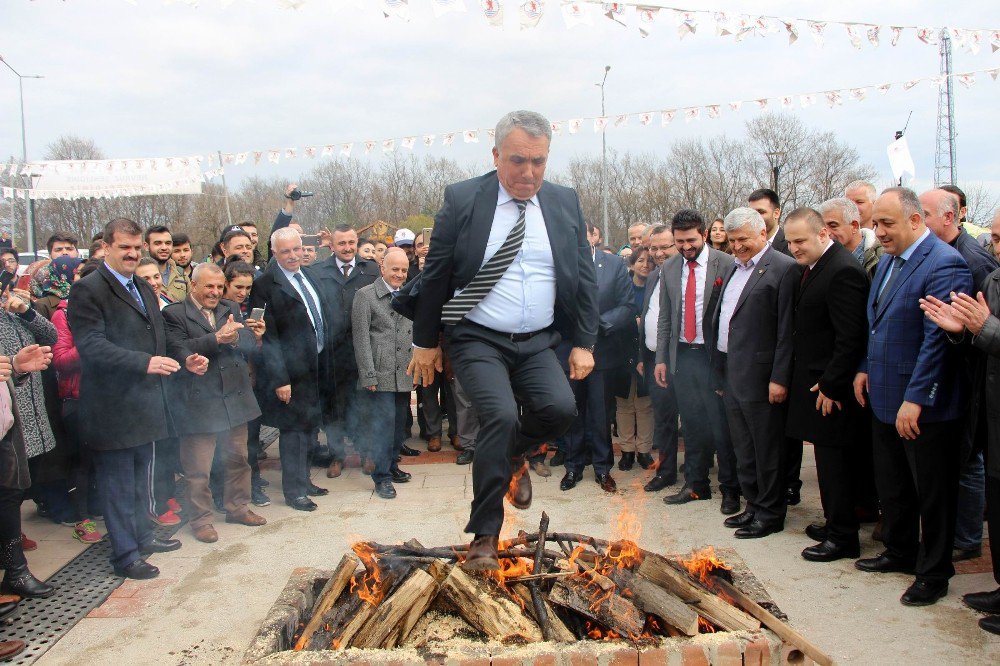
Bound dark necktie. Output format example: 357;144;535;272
342;263;352;278
684;260;697;343
293;273;323;337
441;199;527;325
876;256;905;306
800;266;811;287
125;280;147;316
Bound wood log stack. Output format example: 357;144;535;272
289;512;831;666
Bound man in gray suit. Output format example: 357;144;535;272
711;207;798;538
654;210;739;514
353;248;415;499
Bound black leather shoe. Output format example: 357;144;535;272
456;449;474;465
720;494;740;515
595;473;617;493
735;519;783;539
724;509;755;528
140;538;182;555
307;484;329;496
390;467;411;483
0;599;18;621
953;546;982;562
786;486;801;506
286;497;317;512
980;615;1000;636
806;523;828;542
901;580;948;606
114;559;159;580
643;474;676;492
664;486;710;505
802;540;861;562
549;450;565;467
854;551;916;574
618;453;635;471
636;453;655;469
374;481;397;499
560;471;579;491
1;567;55;599
963;588;1000;614
399;445;420;457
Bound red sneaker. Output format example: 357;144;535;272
166;498;183;514
151;509;181;526
21;533;37;552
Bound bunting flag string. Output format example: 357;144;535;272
3;65;998;201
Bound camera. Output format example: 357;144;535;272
286;188;314;201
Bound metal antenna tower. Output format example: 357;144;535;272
934;29;957;186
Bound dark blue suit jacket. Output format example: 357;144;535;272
863;232;973;424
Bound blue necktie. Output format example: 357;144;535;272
876;256;905;306
125;280;147;316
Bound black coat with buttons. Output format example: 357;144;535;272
162;297;261;437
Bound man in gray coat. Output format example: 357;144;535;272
353;248;414;499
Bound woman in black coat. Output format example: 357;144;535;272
613;248;654;471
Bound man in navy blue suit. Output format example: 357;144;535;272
853;187;973;607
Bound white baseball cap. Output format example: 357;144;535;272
393;229;416;246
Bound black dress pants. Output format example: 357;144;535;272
643;349;679;479
444;323;576;536
278;430;311;502
813;443;860;548
722;388;787;524
564;369;613;477
987;473;1000;584
872;417;959;583
673;346;728;496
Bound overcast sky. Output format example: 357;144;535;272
2;1;999;199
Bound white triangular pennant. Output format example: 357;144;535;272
808;21;826;46
382;139;395;153
422;134;436;146
867;25;880;47
442;132;456;145
729;101;743;112
845;24;863;49
321;145;334;157
825;90;843;107
267;150;280;164
568;118;583;134
636;5;658;38
381;0;410;21
958;73;976;88
782;19;798;45
799;94;817;108
916;27;938;45
364;141;376;154
613;114;628;128
550;122;562;136
463;129;479;143
676;11;697;39
850;87;867;102
341;143;353;157
519;0;544;30
561;1;592;28
401;136;416;150
594;116;609;132
638;112;653;126
877;83;891;95
891;26;904;46
683;107;700;122
706;105;721;119
660;110;675;126
481;0;504;28
603;2;628;28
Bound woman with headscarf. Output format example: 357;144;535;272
35;256;82;321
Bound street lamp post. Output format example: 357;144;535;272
1;56;43;256
596;65;611;247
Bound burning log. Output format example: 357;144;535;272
636;553;760;633
351;569;440;649
511;583;575;642
608;568;699;637
529;512;553;641
329;557;412;649
293;554;360;651
548;577;646;639
438;564;543;642
710;577;833;666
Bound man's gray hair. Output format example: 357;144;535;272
270;226;301;251
845;179;877;202
495;110;552;149
818;197;860;224
724;207;765;234
191;262;223;283
931;189;961;218
881;186;923;220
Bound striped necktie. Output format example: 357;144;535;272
441;199;527;325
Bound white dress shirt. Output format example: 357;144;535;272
278;265;324;352
716;244;770;354
463;183;556;334
644;279;661;352
679;245;708;345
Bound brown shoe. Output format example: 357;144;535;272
0;595;20;605
226;511;267;527
192;524;219;543
450;434;463;451
428;436;442;452
506;458;532;510
462;535;500;571
530;460;552;478
362;456;375;475
596;473;618;493
0;640;26;660
326;460;343;478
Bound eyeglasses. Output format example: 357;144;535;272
2;258;16;267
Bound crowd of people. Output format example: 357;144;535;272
0;110;998;659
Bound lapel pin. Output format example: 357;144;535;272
758;269;764;274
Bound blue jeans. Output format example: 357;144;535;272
954;451;985;550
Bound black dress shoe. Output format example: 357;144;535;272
952;546;982;562
114;560;159;580
140;538;182;555
286;497;317;512
802;540;861;562
2;566;55;599
636;453;654;470
901;580;948;606
618;453;635;471
720;494;740;515
549;450;565;467
664;486;710;505
643;474;676;492
0;599;18;621
456;449;474;465
390;467;411;483
399;445;420;457
805;523;828;543
963;588;1000;614
980;615;1000;636
595;473;617;493
307;484;329;496
735;519;783;539
786;487;801;506
374;481;397;499
560;471;579;491
854;551;916;574
724;509;755;528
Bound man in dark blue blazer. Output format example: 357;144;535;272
853;187;973;606
558;231;634;493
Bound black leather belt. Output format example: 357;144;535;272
678;343;705;352
462;320;545;342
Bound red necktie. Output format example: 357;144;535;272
800;266;811;287
684;260;697;343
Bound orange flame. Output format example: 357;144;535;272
349;541;385;607
697;616;717;633
584;621;622;641
505;461;528;504
483;556;534;609
678;546;731;586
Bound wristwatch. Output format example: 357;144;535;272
579;345;595;354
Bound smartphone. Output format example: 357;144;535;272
15;275;31;291
248;307;265;321
422;227;433;246
0;270;14;294
301;234;320;247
